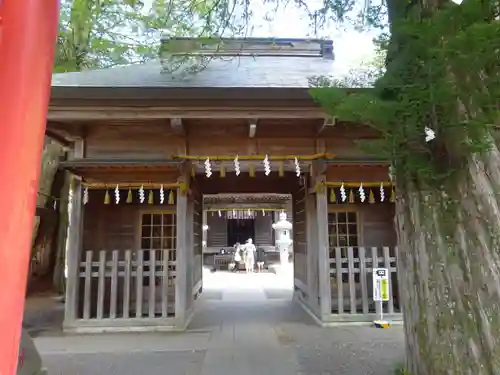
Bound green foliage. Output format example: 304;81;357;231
310;0;500;188
55;0;246;73
393;365;411;375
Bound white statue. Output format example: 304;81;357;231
273;211;293;266
244;238;256;273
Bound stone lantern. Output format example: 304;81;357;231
272;211;293;266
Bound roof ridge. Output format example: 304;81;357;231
160;37;334;60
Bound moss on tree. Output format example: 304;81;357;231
310;0;500;373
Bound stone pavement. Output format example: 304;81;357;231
35;268;405;375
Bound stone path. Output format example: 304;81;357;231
36;268;405;375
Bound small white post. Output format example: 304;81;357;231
373;267;390;328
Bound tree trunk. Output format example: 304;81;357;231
27;139;65;291
396;143;500;375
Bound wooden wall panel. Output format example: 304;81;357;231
325;139;371;157
360;204;396;247
327;203;396;247
188;137;250;156
206;214;227;247
326;165;389;182
254;214;273;246
256;138;316;155
85;124;186;159
82;189;175;253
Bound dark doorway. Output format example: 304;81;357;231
227;219;255;246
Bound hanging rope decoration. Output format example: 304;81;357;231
263;155;271;176
180;153;333;178
114;185;120;204
330;188;336;203
249;164;255;177
160;185;165;204
348;190;355;203
279;162;285;177
127;188;133;203
82;184;177;205
83;187;89;205
369;189;375;204
104;189;111;205
138;185;145;203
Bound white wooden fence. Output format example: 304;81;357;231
329;246;401;318
78;249;176;321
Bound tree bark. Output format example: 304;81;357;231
28;138;65;290
396;141;500;375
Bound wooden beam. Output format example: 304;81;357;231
315;175;332;320
317;116;336;134
45;129;71;147
170;117;184;134
248;119;257;138
48;121;86;138
47;106;327;121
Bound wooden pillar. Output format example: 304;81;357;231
316;175;332;320
306;192;319;312
186;196;195;310
175;189;188;328
202;209;208;249
63;139;85;327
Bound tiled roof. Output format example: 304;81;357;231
51;38;335;89
51;57;334;89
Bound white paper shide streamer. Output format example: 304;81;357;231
294;157;301;177
114;184;120;204
234;155;241;176
340;183;347;202
160;184;165;204
380;183;385;202
263;155;271;176
138;185;145;203
83;187;89;205
359;183;366;202
204;158;212;178
424;127;435;142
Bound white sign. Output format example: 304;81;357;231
372;268;389;302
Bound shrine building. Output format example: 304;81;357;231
47;37;401;332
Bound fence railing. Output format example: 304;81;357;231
329;246;400;315
78;249;176;320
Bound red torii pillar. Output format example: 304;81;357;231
0;1;59;374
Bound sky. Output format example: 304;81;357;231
143;0;382;74
248;1;381;75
